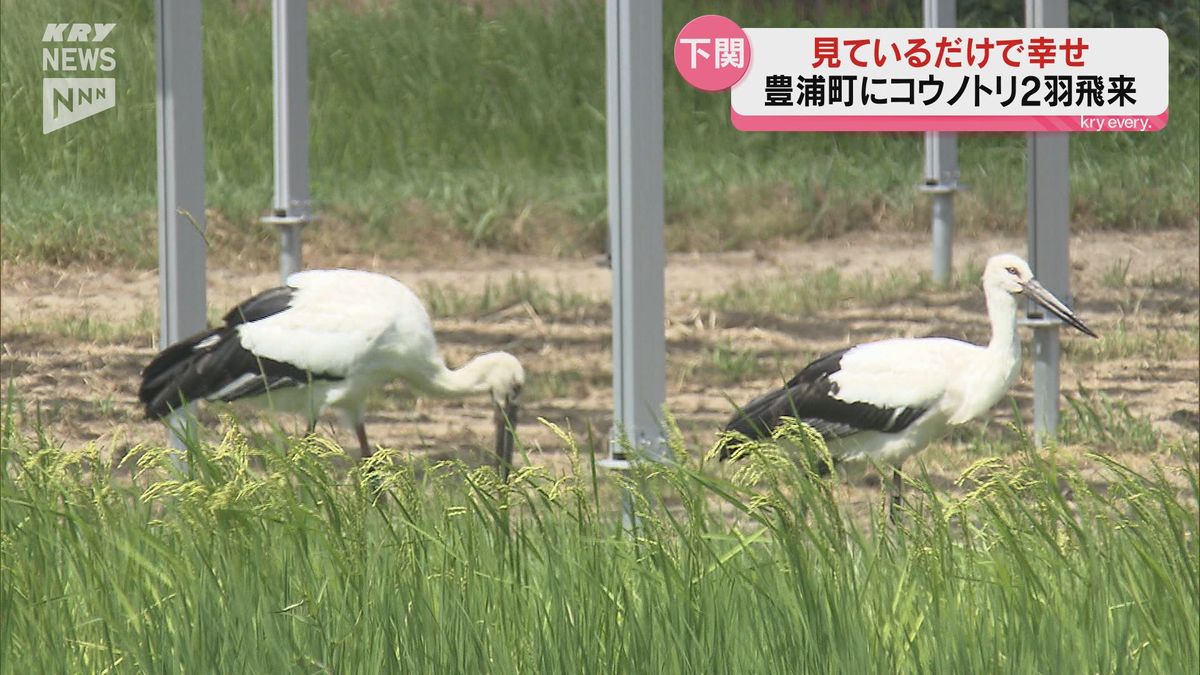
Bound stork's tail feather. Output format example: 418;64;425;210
717;391;835;476
139;327;224;419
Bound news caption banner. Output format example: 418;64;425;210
674;15;1168;133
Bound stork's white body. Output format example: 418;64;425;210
140;269;525;467
722;254;1096;511
819;334;1019;468
235;270;446;424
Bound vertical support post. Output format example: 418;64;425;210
922;0;957;285
1025;0;1070;443
155;0;207;451
263;0;310;281
602;0;666;475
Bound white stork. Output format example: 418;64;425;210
139;269;525;475
720;253;1097;515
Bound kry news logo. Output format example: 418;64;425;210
42;22;117;134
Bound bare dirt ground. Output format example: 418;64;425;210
2;229;1197;510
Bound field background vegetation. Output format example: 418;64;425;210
1;0;1197;267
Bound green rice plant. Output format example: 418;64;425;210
1060;389;1193;458
1139;267;1199;291
420;274;596;320
522;369;599;401
2;308;157;344
708;342;764;382
2;394;1196;673
1063;320;1200;362
1102;256;1135;289
703;266;934;317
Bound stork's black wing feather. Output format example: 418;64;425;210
140;286;293;397
139;285;340;418
721;347;928;460
222;285;295;325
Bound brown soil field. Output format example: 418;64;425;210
3;229;1197;510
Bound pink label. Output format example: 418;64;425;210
673;23;1170;133
673;15;751;92
731;110;1170;132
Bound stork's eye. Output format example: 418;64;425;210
1005;266;1019;275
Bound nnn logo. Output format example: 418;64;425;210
43;78;116;133
42;23;117;134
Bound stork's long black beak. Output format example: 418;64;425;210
1022;279;1099;338
493;398;519;480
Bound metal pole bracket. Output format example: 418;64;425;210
259;213;312;228
1018;315;1065;329
918;182;959;195
600;433;669;472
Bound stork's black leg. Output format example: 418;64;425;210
890;467;903;523
355;422;372;459
306;418;317;436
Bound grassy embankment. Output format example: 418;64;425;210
1;0;1196;267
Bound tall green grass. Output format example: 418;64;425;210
2;0;1197;266
3;401;1197;672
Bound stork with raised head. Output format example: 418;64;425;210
720;253;1097;515
139;269;525;475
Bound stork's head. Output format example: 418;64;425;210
983;253;1098;338
984;253;1035;295
476;351;524;478
475;351;525;406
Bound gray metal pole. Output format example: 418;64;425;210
921;0;958;285
1025;0;1071;443
261;0;311;281
601;0;666;475
155;0;207;452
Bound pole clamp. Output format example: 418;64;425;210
918;181;959;195
600;433;669;471
1018;315;1062;328
260;213;310;227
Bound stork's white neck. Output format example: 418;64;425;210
941;282;1025;425
984;284;1022;362
423;356;496;399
